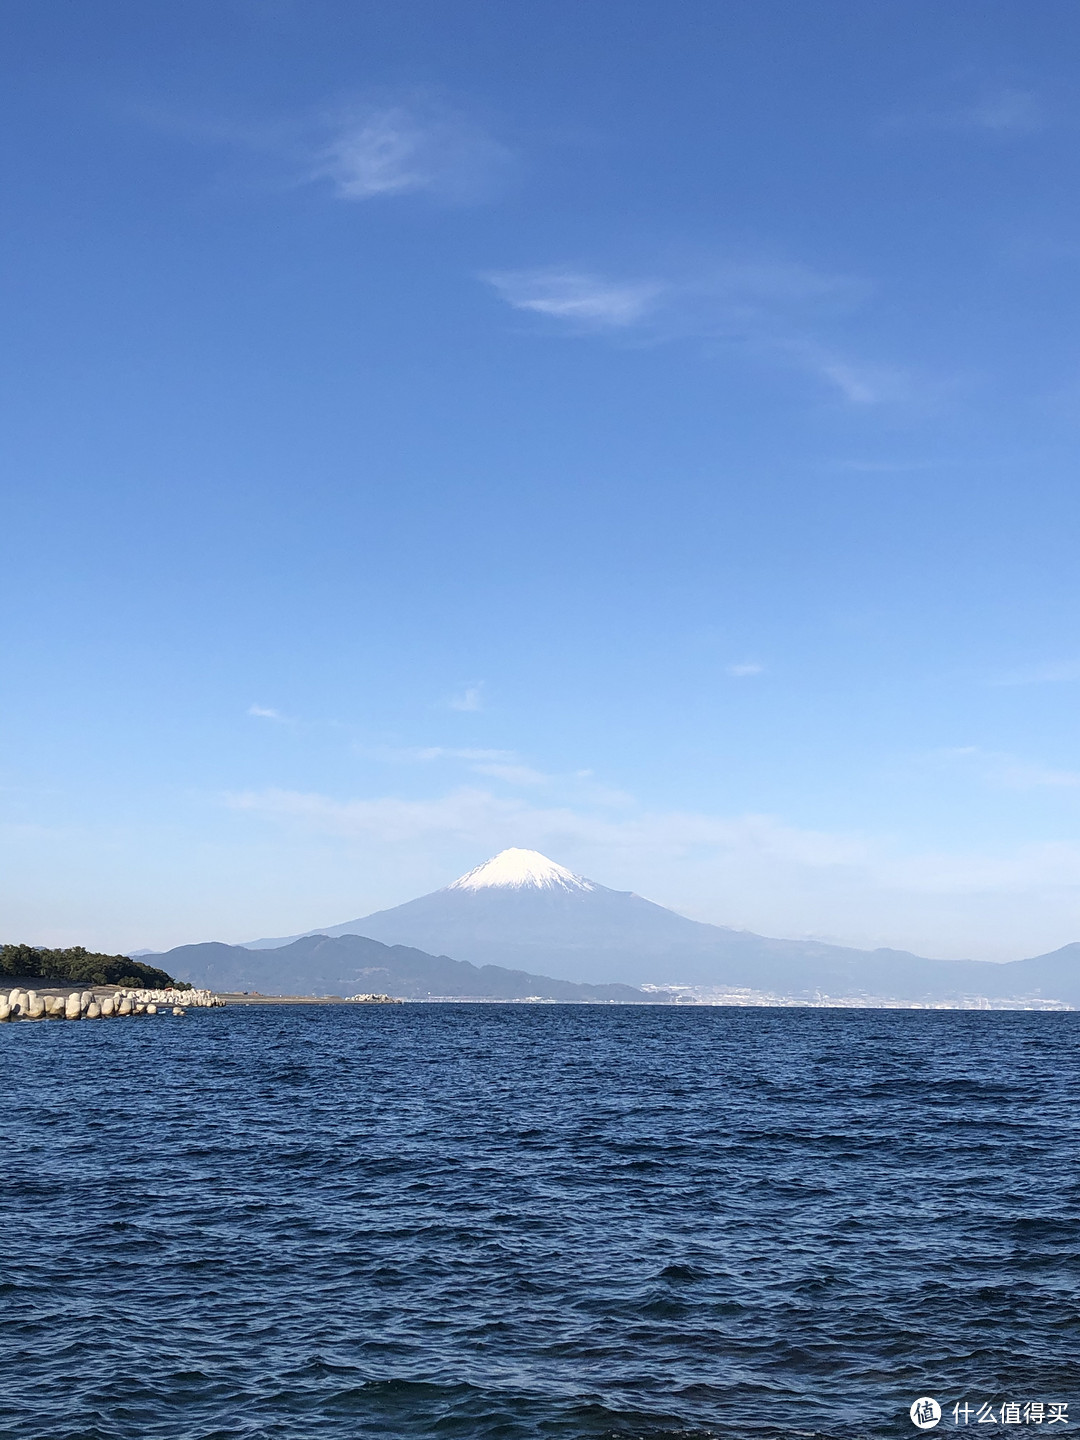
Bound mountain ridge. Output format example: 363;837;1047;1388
152;931;653;1002
238;848;1080;1004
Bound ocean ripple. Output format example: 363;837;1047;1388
0;1005;1077;1438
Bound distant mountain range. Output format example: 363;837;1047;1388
145;931;650;1003
237;847;1080;1006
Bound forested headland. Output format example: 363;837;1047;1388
0;944;186;989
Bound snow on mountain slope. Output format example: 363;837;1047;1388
447;849;594;893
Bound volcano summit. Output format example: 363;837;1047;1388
446;849;595;894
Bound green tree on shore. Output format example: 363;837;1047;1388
0;944;188;989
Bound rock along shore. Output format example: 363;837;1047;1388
0;986;225;1022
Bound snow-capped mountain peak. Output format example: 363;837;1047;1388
447;848;595;894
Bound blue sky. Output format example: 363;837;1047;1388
4;0;1080;959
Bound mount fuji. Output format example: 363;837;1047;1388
243;847;1080;1004
244;847;724;985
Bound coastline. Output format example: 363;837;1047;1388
217;992;400;1005
214;992;1074;1009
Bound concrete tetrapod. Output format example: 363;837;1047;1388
0;986;221;1022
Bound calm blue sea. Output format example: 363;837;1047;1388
1;1004;1077;1440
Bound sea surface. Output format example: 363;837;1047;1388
1;1004;1078;1440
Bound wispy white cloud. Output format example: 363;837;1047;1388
313;99;510;203
248;704;291;723
447;684;484;712
360;743;558;789
485;269;664;328
362;745;517;764
225;783;868;861
146;93;510;205
726;662;764;678
484;258;911;405
359;743;551;787
470;762;549;786
487;258;861;334
779;339;912;406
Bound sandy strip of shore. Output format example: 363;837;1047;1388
216;993;344;1005
216;993;400;1005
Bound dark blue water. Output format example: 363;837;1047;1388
1;1005;1078;1440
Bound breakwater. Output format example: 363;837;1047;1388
0;986;223;1021
118;986;223;1009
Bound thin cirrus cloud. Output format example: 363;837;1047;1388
360;745;550;788
727;662;764;678
134;92;510;205
362;745;518;764
248;704;292;723
484;270;665;328
778;339;912;406
447;684;484;712
486;259;860;334
311;100;512;203
470;762;550;787
484;261;908;405
224;784;871;864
